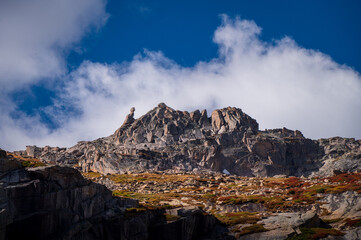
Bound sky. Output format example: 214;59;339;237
0;0;361;150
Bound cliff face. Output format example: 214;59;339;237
0;153;233;240
18;103;361;177
0;152;135;239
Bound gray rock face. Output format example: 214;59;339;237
20;145;74;164
314;137;361;177
0;149;6;159
0;150;21;174
0;157;136;240
321;191;361;219
16;104;361;177
345;227;361;240
153;207;235;240
240;211;327;240
0;157;232;240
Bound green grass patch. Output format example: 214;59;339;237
82;171;102;178
112;190;181;208
108;173;203;184
165;214;181;222
124;207;147;218
21;160;45;168
237;224;268;236
215;212;260;226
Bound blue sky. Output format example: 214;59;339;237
1;0;361;150
70;0;361;70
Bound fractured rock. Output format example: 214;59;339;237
15;104;360;177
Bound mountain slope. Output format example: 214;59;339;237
16;103;361;177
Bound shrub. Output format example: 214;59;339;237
284;177;303;188
316;188;325;193
288;190;296;195
328;173;361;183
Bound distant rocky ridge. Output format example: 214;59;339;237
15;103;361;177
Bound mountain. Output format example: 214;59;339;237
2;104;361;239
16;103;361;177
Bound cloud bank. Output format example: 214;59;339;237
0;0;108;90
1;13;361;150
0;0;108;149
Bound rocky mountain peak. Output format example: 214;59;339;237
12;104;360;177
113;103;258;147
211;106;259;134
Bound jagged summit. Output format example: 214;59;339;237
113;103;258;147
14;104;361;177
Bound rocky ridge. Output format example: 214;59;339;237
16;103;361;177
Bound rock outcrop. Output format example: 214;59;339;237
0;154;233;240
15;103;361;177
321;191;361;219
315;137;361;176
240;211;328;240
0;154;134;239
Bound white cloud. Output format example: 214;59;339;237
1;16;361;151
0;0;108;150
0;0;108;91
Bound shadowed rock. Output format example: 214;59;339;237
0;157;232;240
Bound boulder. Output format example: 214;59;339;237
239;211;327;240
321;191;361;219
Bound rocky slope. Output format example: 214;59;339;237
2;148;361;239
0;151;233;240
84;169;361;239
15;103;361;177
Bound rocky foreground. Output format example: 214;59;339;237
1;104;361;239
0;151;232;240
85;170;361;239
1;150;361;239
